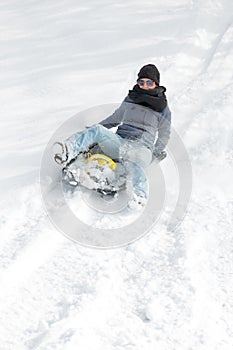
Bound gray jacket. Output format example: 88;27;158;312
100;96;171;154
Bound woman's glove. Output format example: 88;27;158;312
153;150;167;162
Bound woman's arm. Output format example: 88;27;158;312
153;105;171;154
99;103;124;129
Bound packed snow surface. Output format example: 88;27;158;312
1;0;233;349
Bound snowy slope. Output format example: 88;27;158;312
0;0;233;349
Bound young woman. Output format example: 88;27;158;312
55;64;171;202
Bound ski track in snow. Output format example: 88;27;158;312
1;0;233;349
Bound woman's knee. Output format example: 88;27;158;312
92;124;104;130
90;124;105;135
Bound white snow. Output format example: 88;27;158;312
1;0;233;349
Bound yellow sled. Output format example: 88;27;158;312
87;153;117;170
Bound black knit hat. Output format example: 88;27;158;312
137;64;160;85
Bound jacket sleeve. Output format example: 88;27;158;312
99;103;124;129
153;105;171;153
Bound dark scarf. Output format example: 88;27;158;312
127;84;167;113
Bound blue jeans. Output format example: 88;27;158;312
66;125;152;196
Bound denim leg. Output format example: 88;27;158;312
66;124;123;160
126;162;148;197
119;141;150;197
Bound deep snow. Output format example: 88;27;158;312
0;0;233;349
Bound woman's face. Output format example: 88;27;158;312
137;78;157;90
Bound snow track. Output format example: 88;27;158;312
0;0;233;349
